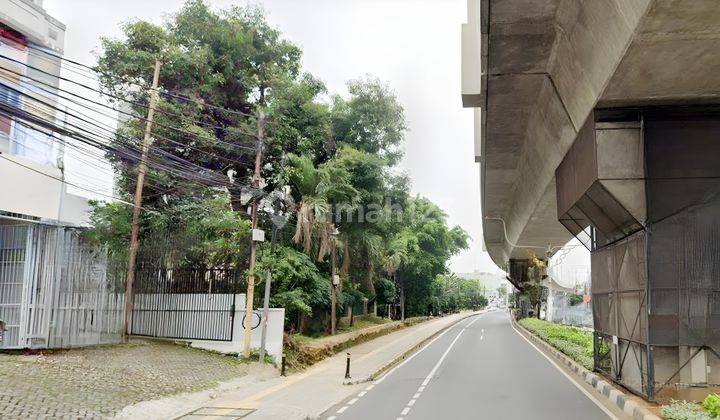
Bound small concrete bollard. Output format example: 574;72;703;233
345;352;351;379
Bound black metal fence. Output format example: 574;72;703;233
131;267;246;341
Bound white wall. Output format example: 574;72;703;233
0;153;62;218
0;154;90;225
189;294;285;364
130;293;286;364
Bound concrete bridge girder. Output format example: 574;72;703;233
468;0;720;267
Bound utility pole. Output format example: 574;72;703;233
258;221;277;362
243;111;265;358
123;59;161;338
399;275;405;321
330;234;338;335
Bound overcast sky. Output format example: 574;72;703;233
43;0;502;274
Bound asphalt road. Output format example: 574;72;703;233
322;310;616;420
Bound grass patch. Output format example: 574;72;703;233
518;317;593;370
337;315;392;334
292;315;391;345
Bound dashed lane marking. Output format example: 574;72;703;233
394;313;484;419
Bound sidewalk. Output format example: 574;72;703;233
173;311;482;420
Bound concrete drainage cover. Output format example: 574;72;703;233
178;407;256;418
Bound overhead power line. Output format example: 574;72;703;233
1;53;263;141
19;44;265;121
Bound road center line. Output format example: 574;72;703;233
375;313;483;384
395;314;482;418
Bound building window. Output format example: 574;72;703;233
0;82;20;136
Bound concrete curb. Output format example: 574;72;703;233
511;318;660;420
344;310;489;385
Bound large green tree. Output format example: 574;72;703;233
90;0;470;332
97;0;310;208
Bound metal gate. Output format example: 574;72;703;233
0;224;28;348
130;267;244;341
0;221;125;349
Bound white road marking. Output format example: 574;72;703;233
328;417;336;420
394;314;487;419
335;313;489;420
375;316;468;384
466;316;483;328
422;327;466;385
510;317;618;420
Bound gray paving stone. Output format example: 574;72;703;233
0;339;248;419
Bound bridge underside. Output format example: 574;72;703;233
463;0;720;401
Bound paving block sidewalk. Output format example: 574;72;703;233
174;311;482;420
0;339;251;419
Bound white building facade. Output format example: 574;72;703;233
0;0;90;225
0;0;104;350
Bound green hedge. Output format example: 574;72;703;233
518;317;593;370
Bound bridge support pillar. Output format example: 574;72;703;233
556;108;720;401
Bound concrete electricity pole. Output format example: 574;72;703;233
258;221;277;362
243;111;265;358
123;59;161;338
330;232;338;335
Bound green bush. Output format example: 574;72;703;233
518;317;593;370
661;400;711;420
568;293;584;306
703;394;720;418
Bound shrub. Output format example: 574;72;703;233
661;400;711;420
568;293;584;306
518;317;593;370
703;394;720;418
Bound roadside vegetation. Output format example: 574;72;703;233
88;0;471;339
660;395;720;420
283;272;489;371
518;317;593;370
283;315;430;371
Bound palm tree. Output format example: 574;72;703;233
287;153;356;261
381;229;415;320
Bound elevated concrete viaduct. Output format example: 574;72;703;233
462;0;720;401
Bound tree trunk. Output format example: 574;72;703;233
300;313;310;335
399;275;405;321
